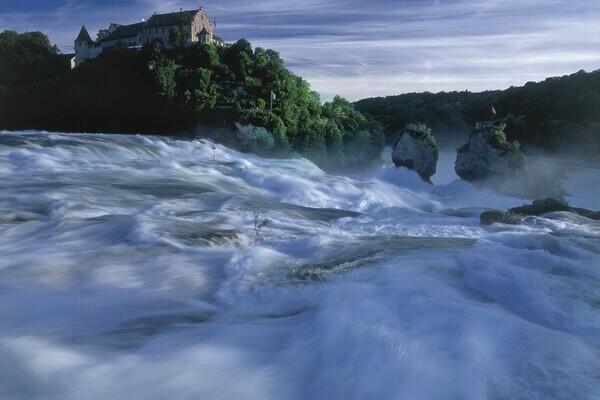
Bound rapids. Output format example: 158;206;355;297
1;131;599;400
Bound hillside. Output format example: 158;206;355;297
355;70;600;157
0;31;383;169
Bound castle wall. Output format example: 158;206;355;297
75;43;103;67
101;35;141;48
141;26;171;45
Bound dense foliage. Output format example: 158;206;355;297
355;70;600;157
0;31;67;86
457;122;520;155
0;31;383;169
486;123;520;154
0;31;71;129
404;123;439;156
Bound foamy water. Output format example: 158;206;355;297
1;131;599;400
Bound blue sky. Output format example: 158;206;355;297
1;0;599;100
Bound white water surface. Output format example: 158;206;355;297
1;131;599;400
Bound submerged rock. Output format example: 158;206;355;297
510;197;572;216
455;122;523;181
392;124;439;183
480;198;600;225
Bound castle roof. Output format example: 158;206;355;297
144;9;198;28
99;22;145;42
75;25;93;43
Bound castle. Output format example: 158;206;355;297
74;6;224;67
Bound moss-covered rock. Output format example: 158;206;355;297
455;122;523;181
392;123;439;183
234;122;275;154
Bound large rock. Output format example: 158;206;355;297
392;124;439;183
480;198;600;225
234;123;275;154
455;122;523;181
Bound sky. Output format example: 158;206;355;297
1;0;599;100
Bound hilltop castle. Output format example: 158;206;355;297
74;6;224;67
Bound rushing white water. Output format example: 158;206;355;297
1;131;599;400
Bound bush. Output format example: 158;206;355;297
405;123;439;156
487;123;520;153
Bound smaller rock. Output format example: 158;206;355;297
234;122;275;154
480;198;600;225
480;210;517;226
509;198;571;216
392;124;439;183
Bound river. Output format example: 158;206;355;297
1;131;599;399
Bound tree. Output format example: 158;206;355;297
0;32;387;168
148;44;179;99
0;30;66;86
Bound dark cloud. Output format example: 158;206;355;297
1;0;598;100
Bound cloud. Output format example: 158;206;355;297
1;0;598;100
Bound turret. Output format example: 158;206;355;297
74;25;93;67
198;26;211;45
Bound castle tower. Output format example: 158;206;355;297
74;25;93;67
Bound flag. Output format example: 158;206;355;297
213;18;217;29
491;105;497;116
271;90;276;101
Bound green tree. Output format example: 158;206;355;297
0;32;387;168
148;44;179;99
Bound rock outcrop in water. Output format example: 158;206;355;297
480;198;600;225
234;123;275;154
392;124;439;183
455;122;523;181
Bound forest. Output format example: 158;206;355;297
2;30;597;165
0;30;383;169
355;69;600;157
